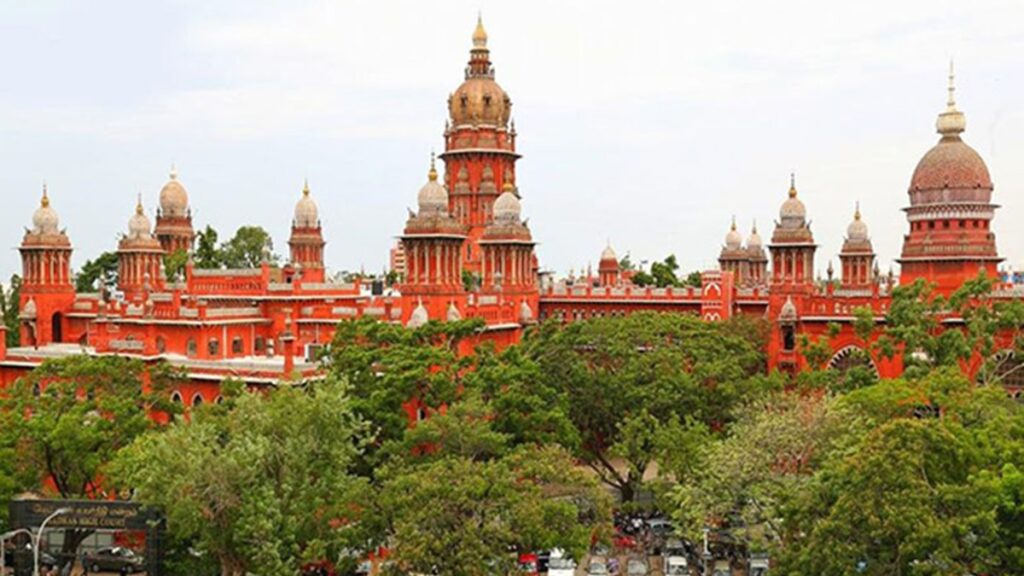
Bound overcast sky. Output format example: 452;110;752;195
2;1;1023;281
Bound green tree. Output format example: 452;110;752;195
650;254;682;288
113;378;370;576
1;274;21;347
523;312;768;502
0;356;181;553
376;396;611;575
193;225;222;269
220;226;277;268
164;248;189;281
326;317;485;472
684;270;703;288
75;251;119;293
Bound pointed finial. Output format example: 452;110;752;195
947;59;956;110
752;219;758;234
854;200;861;221
428;151;438;182
136;192;144;215
41;182;50;207
473;12;488;48
169;163;178;180
730;215;737;231
788;172;797;198
302;178;310;196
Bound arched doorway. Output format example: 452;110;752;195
51;312;63;343
827;345;879;379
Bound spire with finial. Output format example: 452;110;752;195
302;178;310;197
788;172;797;198
428;151;438;182
751;219;758;234
136;193;144;215
854;200;861;221
472;12;488;48
936;59;966;137
731;215;737;231
169;163;178;180
41;182;50;207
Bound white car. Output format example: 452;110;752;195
547;549;577;576
665;555;689;575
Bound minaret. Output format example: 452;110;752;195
898;63;1001;293
598;244;620;287
479;181;538;325
769;174;817;291
289;180;326;283
746;221;768;286
19;185;75;346
441;15;519;276
400;156;468;325
154;166;195;255
117;195;165;296
839;203;875;290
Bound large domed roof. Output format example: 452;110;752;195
779;176;807;228
746;222;762;249
846;204;868;241
448;16;511;128
725;218;742;250
908;65;992;206
159;166;189;218
493;187;521;223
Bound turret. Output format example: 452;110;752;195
288;180;326;283
19;185;75;346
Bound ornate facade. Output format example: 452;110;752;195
1;21;1021;402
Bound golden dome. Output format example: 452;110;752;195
472;13;487;48
449;15;511;127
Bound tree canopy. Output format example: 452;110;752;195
75;251;119;293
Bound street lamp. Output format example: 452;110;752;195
1;529;32;576
34;508;70;576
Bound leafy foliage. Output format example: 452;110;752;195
113;379;370;576
220;225;278;268
1;274;21;347
75;251;120;293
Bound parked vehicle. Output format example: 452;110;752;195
83;546;144;574
587;558;609;576
547;549;577;576
626;557;648;576
517;552;539;576
665;555;689;575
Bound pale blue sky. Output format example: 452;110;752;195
2;1;1023;280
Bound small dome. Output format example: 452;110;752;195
446;301;462;322
846;204;868;241
779;296;798;323
407;299;429;329
417;157;448;215
725;219;742;250
747;222;762;249
20;297;37;319
779;176;807;228
600;244;617;262
127;196;152;239
493;190;521;223
31;186;60;234
159;166;190;217
294;180;319;228
519;300;534;324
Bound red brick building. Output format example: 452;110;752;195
1;23;1021;401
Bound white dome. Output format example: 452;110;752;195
493;190;521;223
294;181;319;228
779;177;807;228
446;301;462;322
600;244;617;262
519;300;534;324
847;206;868;241
746;223;762;249
127;198;152;239
417;160;448;215
159;167;189;217
407;299;429;328
32;187;60;234
725;220;742;250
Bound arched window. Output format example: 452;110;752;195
231;337;244;355
186;338;197;357
214;395;224;405
827;346;880;378
255;336;265;355
782;326;795;352
192;393;204;407
170;391;183;404
208;339;220;356
156;336;166;354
